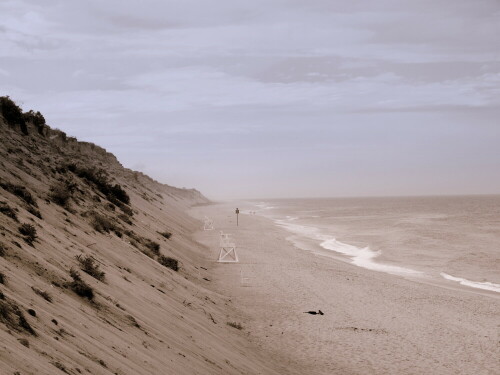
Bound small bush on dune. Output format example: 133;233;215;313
227;321;243;330
68;269;94;300
72;167;130;205
0;243;6;257
118;213;132;225
158;231;172;239
22;110;45;134
157;255;179;271
49;180;77;208
26;206;42;219
18;223;37;245
144;240;160;256
0;182;37;207
76;254;105;281
107;184;130;205
0;298;36;335
124;230;161;256
0;272;5;284
31;287;52;302
90;213;116;234
0;96;25;131
0;202;17;221
118;203;133;218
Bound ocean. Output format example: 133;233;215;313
249;195;500;294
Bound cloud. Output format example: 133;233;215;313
1;0;499;198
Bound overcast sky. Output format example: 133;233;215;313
1;0;499;199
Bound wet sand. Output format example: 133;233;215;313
191;202;500;375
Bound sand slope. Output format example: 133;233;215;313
0;119;282;374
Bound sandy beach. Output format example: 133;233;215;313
191;202;500;375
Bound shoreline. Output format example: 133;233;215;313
190;201;500;375
255;204;500;297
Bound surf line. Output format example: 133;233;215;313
274;219;422;277
440;273;500;293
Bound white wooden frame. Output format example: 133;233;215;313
203;216;214;231
218;231;238;262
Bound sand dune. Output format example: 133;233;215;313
0;115;282;374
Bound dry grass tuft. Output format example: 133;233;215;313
67;269;94;300
227;321;244;330
157;255;179;271
76;254;105;281
18;223;37;245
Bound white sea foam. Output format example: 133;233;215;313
255;202;276;210
440;273;500;293
275;219;422;277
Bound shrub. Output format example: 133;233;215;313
157;255;179;271
144;240;160;255
108;184;130;205
18;223;37;245
18;338;30;347
31;287;52;302
125;231;167;258
90;213;116;233
118;213;132;225
158;231;172;239
49;180;76;207
51;362;68;373
0;242;6;257
226;321;243;330
22;110;45;134
72;167;130;205
68;269;94;300
76;254;105;281
0;182;37;206
0;272;5;284
0;96;25;132
127;315;141;328
119;204;133;217
0;202;18;221
18;313;36;335
26;206;42;219
0;298;36;335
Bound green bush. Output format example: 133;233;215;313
157;255;179;271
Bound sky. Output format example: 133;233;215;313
1;0;499;199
